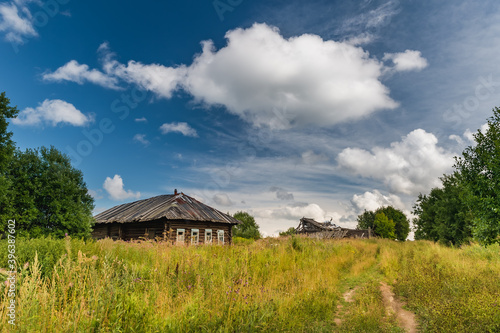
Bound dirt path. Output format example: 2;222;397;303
380;282;418;333
334;287;357;326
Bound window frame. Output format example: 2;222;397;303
176;228;185;244
217;229;224;245
205;229;212;244
191;229;199;245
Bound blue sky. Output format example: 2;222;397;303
2;0;500;236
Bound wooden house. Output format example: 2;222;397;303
92;191;241;244
295;217;371;239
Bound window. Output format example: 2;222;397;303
217;230;224;245
176;229;185;244
191;229;199;245
205;229;212;244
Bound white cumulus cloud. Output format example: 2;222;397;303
0;1;37;43
383;50;428;72
41;23;428;129
12;99;93;126
351;190;405;213
43;60;121;89
103;175;141;201
463;123;489;142
182;23;398;128
159;122;198;137
257;203;328;223
338;129;455;195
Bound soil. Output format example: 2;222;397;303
334;287;357;325
380;282;418;333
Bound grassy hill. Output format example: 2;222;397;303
0;237;499;332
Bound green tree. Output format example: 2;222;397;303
356;210;376;230
232;211;261;240
279;227;296;237
356;206;409;241
454;107;500;245
0;92;18;169
0;92;19;230
4;147;95;238
381;206;410;241
0;92;94;238
373;212;396;239
413;174;472;246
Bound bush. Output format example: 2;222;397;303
233;236;255;245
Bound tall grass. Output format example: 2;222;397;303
0;237;499;332
379;240;500;333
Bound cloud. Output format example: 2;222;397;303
351;190;405;213
0;1;37;43
103;175;140;201
134;117;148;123
42;60;121;89
338;129;455;195
44;23;423;129
12;99;94;126
301;150;328;164
181;23;398;128
449;122;489;150
87;189;103;200
256;203;328;223
212;193;233;206
269;186;294;201
383;50;428;72
339;0;400;37
463;123;489;142
133;134;150;146
159;122;198;137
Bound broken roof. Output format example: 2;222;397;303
94;193;241;224
297;217;339;232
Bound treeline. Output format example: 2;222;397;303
413;107;500;246
0;92;94;238
357;206;410;241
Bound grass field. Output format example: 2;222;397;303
0;236;499;332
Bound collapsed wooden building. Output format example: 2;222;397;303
295;217;371;239
92;191;241;244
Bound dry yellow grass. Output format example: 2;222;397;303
0;237;498;332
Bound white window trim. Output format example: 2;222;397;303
176;228;185;244
205;229;212;244
191;229;199;245
217;230;224;245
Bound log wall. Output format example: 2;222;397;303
92;219;234;244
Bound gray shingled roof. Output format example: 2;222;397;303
94;193;241;224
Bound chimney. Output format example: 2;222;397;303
174;189;178;195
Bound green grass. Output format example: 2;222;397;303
0;237;499;332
